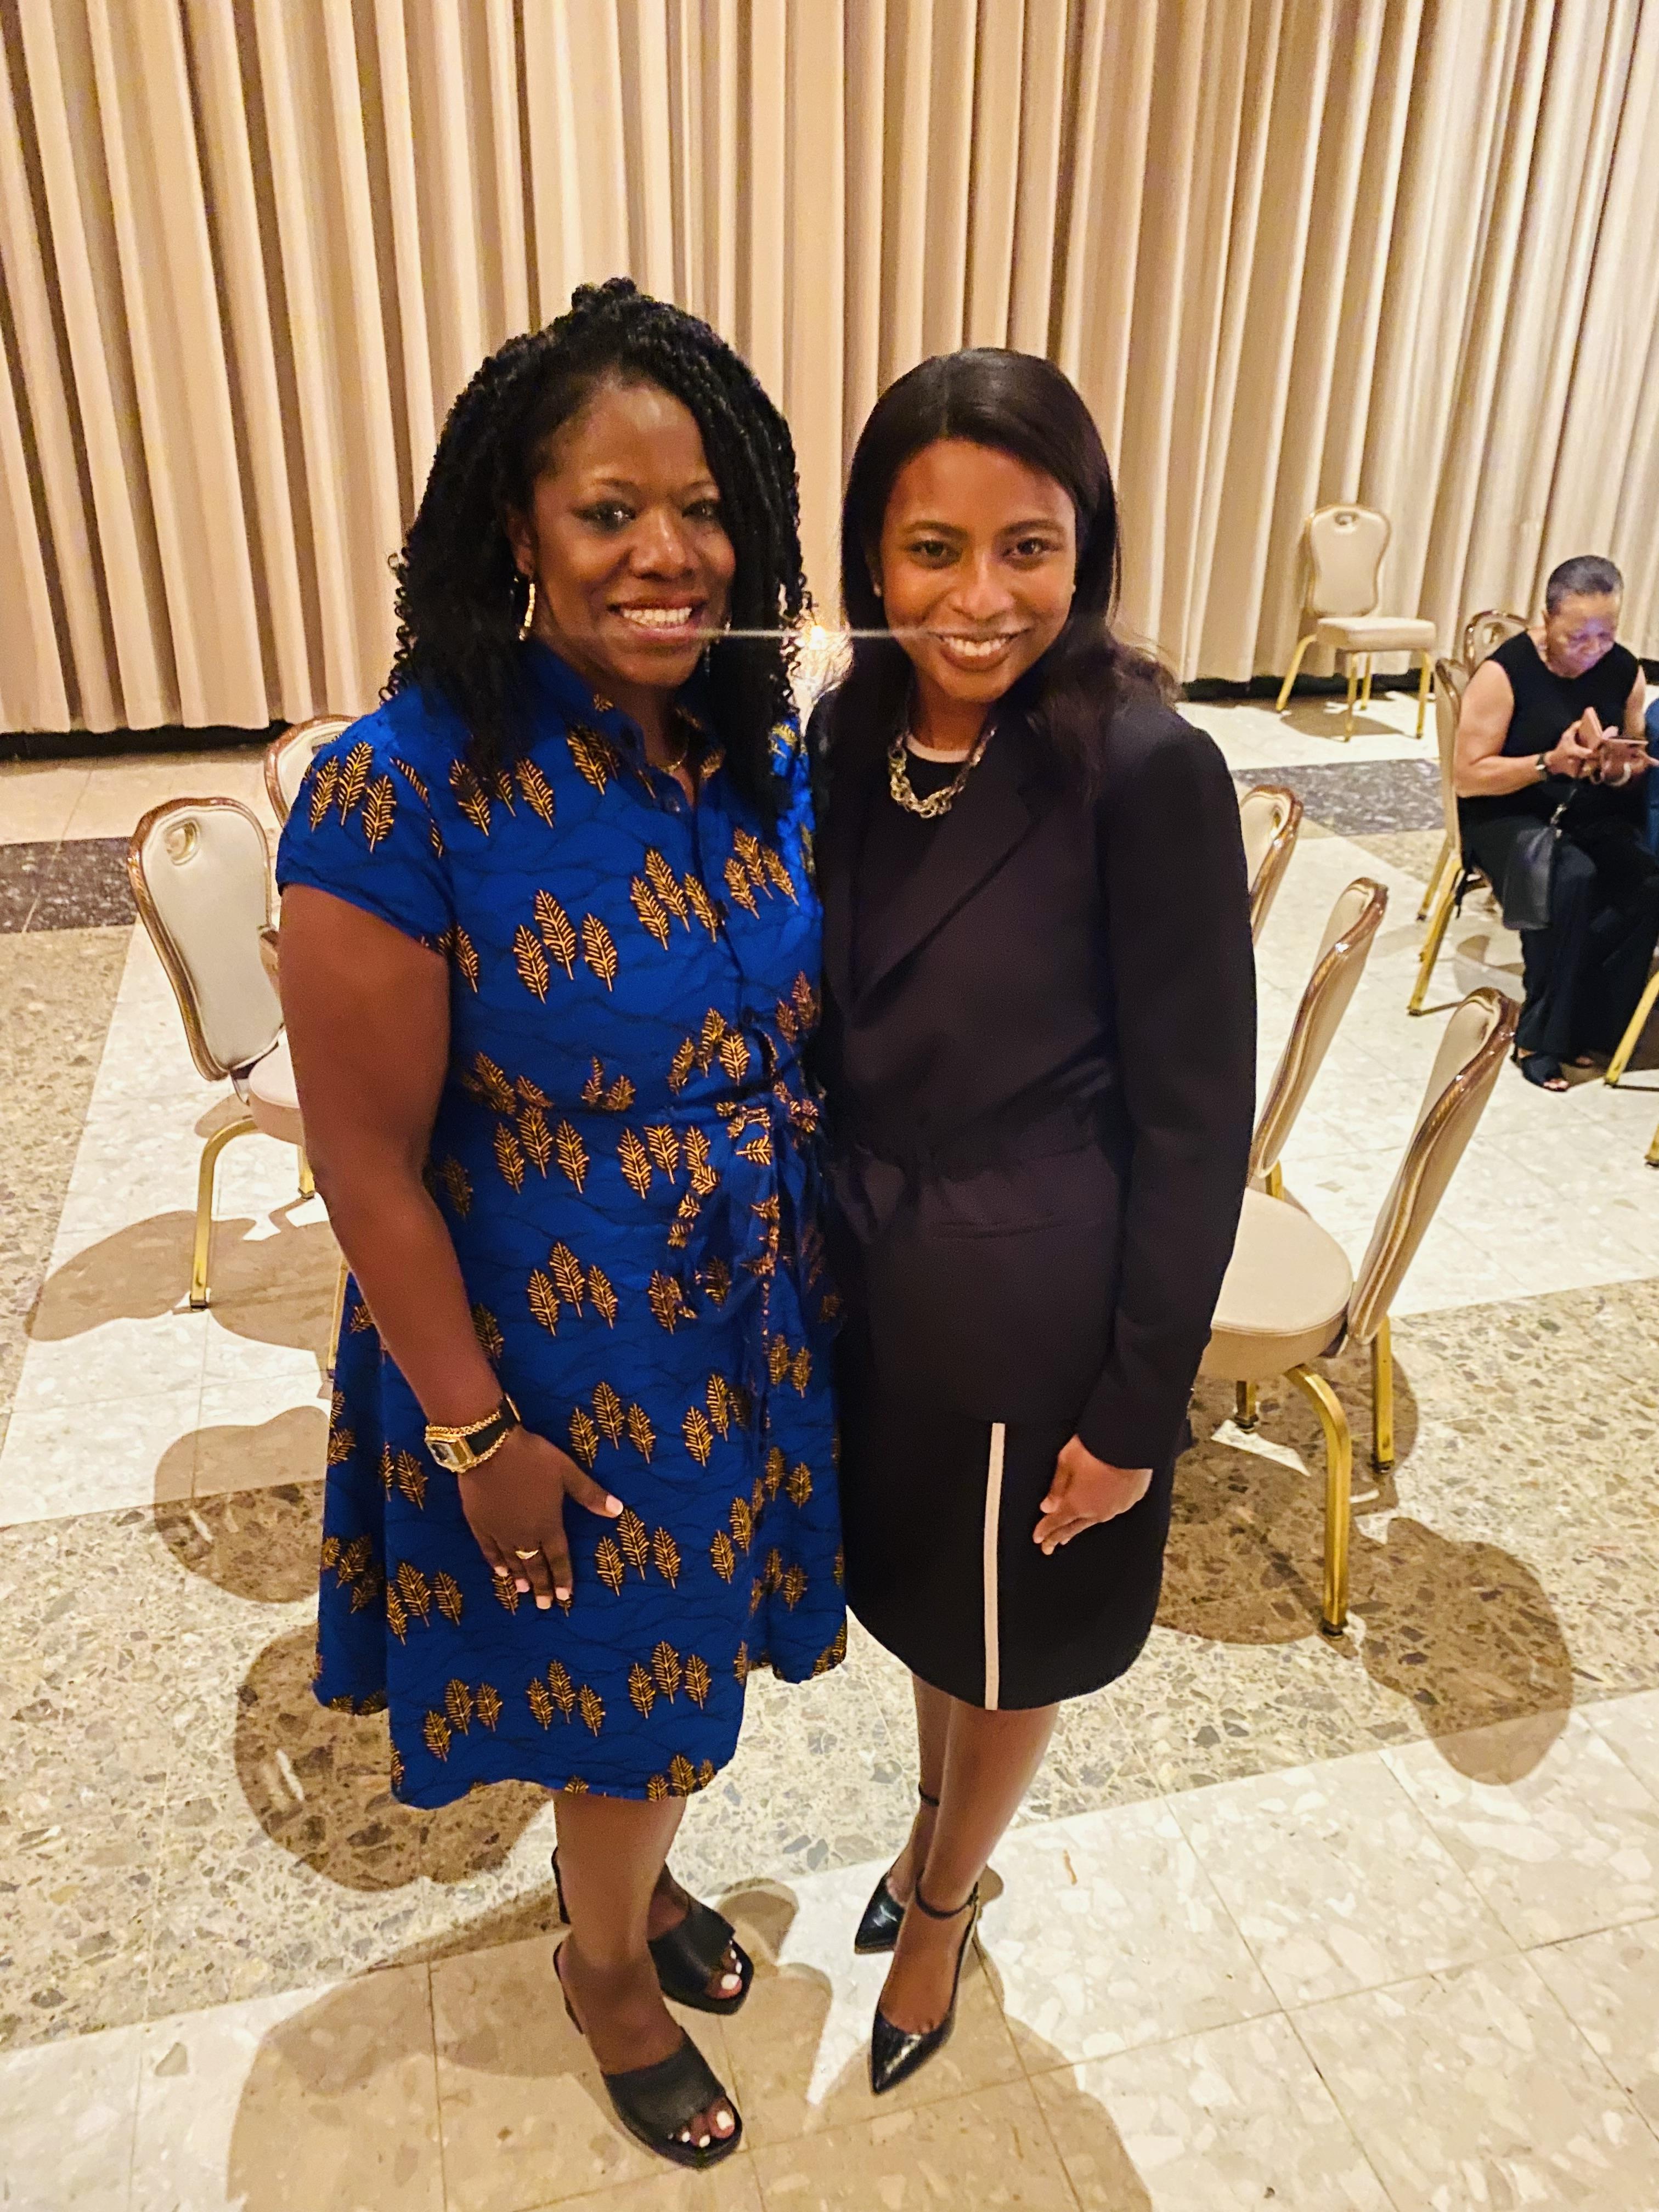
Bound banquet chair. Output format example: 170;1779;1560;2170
1201;987;1515;1633
1605;967;1659;1088
1462;608;1528;670
1249;878;1389;1200
1238;784;1304;941
128;798;309;1312
1276;506;1436;741
1408;658;1489;1014
264;715;351;826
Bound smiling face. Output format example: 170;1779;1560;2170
872;438;1077;720
506;374;735;711
1541;590;1620;680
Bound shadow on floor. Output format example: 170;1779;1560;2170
1161;1368;1572;1780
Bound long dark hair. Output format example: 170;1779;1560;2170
388;278;806;821
817;348;1167;791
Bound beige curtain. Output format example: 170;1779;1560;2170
4;0;1659;736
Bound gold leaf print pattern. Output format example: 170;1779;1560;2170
567;726;612;793
732;827;766;883
624;1401;654;1461
618;1507;651;1576
595;1537;625;1595
564;1776;589;1795
583;1058;635;1111
386;1584;408;1640
630;877;671;948
647;1773;669;1802
733;1641;751;1683
685;1654;712;1708
550;1243;585;1311
764;1446;786;1499
588;1267;619;1327
783;1564;808;1609
813;1622;848;1675
787;1462;814;1508
390;754;430;802
336;741;373;822
723;856;759;916
396;1560;432;1622
548;1661;576;1718
439;1157;472;1217
554;1122;590;1192
527;1269;560;1336
448;758;492;834
568;1408;601;1469
792;1345;812;1395
653;1641;682;1699
433;1571;464;1623
710;1530;736;1582
651;1527;681;1587
515;757;556;824
534;891;578;977
476;1684;503;1730
580;913;619;989
686;1130;716;1194
730;1495;753;1553
768;1336;791;1387
706;1374;731;1437
307;755;339;828
617;1128;653;1199
628;1662;656;1717
393;1451;427;1508
647;1271;690;1331
699;1257;732;1307
471;1053;516;1114
682;1408;714;1465
669;1753;698;1797
445;1679;473;1732
667;1039;696;1093
517;1107;552;1176
578;1685;605;1735
717;1031;752;1082
439;925;481;990
513;924;551;1002
645;1125;681;1181
424;1711;452;1760
644;849;690;924
684;874;721;935
592;1381;625;1445
761;844;797;900
527;1679;554;1728
494;1124;527;1193
360;776;397;849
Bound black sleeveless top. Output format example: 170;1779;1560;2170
1459;630;1642;832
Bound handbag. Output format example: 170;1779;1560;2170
1498;801;1568;932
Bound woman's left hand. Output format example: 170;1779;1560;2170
1033;1437;1152;1553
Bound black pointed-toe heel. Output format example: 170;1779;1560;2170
854;1788;940;1956
552;1850;752;2015
555;1942;743;2170
868;1878;980;2097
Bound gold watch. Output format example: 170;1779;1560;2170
425;1396;520;1475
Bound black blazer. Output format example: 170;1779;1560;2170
813;696;1255;1470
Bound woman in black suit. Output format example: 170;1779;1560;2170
810;351;1255;2095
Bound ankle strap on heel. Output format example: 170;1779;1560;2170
912;1878;978;1921
917;1787;940;1810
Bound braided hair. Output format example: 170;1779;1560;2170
388;278;806;820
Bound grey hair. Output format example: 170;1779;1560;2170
1545;554;1623;611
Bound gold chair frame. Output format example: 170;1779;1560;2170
1275;506;1435;743
1461;608;1528;670
1239;785;1304;943
1219;990;1516;1634
264;715;352;827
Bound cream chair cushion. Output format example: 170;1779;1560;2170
235;1035;303;1149
1316;615;1436;654
1201;1188;1354;1384
1251;879;1387;1178
130;800;282;1080
1306;506;1391;617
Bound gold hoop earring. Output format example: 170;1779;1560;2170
516;574;537;642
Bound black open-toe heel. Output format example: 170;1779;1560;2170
868;1878;980;2096
854;1787;939;1956
552;1849;752;2015
555;1941;743;2170
1513;1046;1568;1091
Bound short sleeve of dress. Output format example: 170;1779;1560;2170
276;722;453;949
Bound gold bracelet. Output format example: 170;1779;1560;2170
460;1423;516;1470
426;1395;520;1443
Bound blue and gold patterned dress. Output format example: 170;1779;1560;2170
275;644;844;1807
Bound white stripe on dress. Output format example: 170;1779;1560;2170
981;1423;1007;1711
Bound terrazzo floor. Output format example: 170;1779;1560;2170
2;694;1657;2209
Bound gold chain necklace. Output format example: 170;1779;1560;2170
887;726;992;819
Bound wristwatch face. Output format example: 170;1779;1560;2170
427;1434;471;1474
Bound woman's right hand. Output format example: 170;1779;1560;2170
1545;712;1602;777
458;1429;623;1609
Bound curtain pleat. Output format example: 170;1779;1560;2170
5;0;1659;734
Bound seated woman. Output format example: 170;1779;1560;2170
1454;554;1659;1089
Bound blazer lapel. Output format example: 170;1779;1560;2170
816;724;882;1019
853;717;1047;1007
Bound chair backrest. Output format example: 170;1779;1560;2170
1347;987;1517;1341
265;715;351;825
1434;657;1466;849
128;799;283;1082
1461;608;1527;670
1250;878;1389;1181
1304;506;1390;619
1238;783;1304;940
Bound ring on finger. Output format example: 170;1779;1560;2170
513;1548;540;1560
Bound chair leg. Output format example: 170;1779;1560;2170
326;1257;348;1379
1264;1161;1284;1199
1235;1381;1259;1432
1370;1317;1395;1474
191;1115;258;1310
1287;1363;1353;1635
1416;832;1453;922
1342;657;1357;741
1647;1114;1659;1167
298;1144;316;1201
1414;652;1431;739
1274;635;1316;713
1408;870;1457;1015
1359;655;1374;710
1605;966;1659;1086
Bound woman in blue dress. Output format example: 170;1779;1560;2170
276;281;842;2170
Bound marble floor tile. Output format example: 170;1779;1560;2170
24;837;137;930
977;1799;1277;2064
0;1806;159;2052
192;1376;329;1497
62;748;277;842
431;1929;742;2210
1385;1710;1659;1945
715;1860;1022;2145
1188;693;1427;769
0;758;92;844
0;1381;205;1526
535;2165;763;2212
0;2013;142;2210
1293;1953;1659;2211
130;1970;444;2212
1032;2012;1390;2212
1530;1915;1659;2128
1585;1688;1659;1794
749;2075;1080;2211
1168;1751;1511;2006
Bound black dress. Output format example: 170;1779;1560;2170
814;702;1256;1711
1460;632;1659;1060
